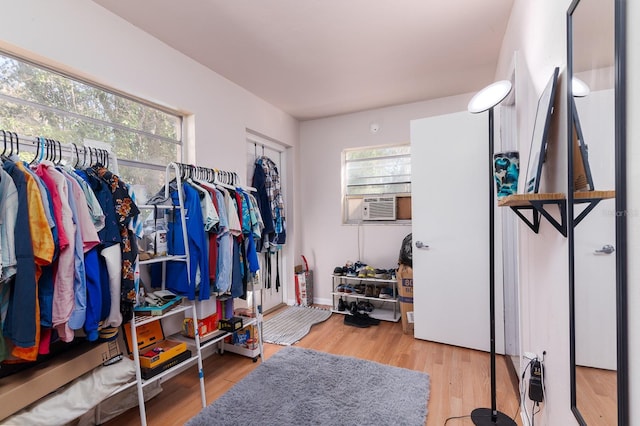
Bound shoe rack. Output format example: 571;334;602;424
330;275;400;322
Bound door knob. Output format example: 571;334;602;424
415;241;429;249
594;244;615;255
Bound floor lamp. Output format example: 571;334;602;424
467;80;517;426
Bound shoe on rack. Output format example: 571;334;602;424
373;286;381;298
375;268;390;279
364;285;374;298
379;287;394;299
333;266;345;276
354;284;365;294
338;297;347;312
364;266;376;278
349;301;358;315
344;314;371;328
357;301;374;312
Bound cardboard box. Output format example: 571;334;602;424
0;340;121;421
295;270;313;306
397;265;414;335
182;313;219;338
218;317;243;333
123;320;187;369
141;349;192;380
396;196;412;220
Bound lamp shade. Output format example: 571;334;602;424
572;77;590;97
468;80;513;113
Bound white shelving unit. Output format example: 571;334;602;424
129;163;206;426
331;275;400;322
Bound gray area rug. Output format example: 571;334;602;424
186;346;430;426
262;306;332;345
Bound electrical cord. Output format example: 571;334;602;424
520;356;536;426
443;414;470;425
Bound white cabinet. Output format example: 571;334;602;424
330;275;400;322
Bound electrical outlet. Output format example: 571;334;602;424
528;359;544;402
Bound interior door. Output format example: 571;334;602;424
410;111;504;353
574;89;616;370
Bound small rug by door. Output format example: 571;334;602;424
262;306;332;345
186;346;430;426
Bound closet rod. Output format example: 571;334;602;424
0;130;114;162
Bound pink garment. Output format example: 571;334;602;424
64;171;100;252
36;161;76;343
35;163;69;250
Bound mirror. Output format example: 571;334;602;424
525;67;559;194
568;0;627;424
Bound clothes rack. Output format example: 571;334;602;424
0;130;114;168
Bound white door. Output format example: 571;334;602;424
574;89;616;370
410;111;504;353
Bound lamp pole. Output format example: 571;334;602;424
468;80;516;426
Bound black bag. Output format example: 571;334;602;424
398;233;412;267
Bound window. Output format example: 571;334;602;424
343;144;411;223
0;51;182;194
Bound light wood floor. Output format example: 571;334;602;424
575;365;617;425
104;311;521;425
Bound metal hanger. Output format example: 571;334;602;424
0;130;6;157
12;132;19;156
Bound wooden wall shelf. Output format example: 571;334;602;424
497;190;615;237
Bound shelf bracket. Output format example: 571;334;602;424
509;205;541;234
530;199;567;237
574;198;602;227
509;199;567;237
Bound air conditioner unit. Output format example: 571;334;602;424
362;196;396;221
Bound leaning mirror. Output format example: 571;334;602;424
567;0;627;424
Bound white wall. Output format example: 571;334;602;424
0;1;301;298
299;94;471;304
627;1;640;424
496;1;582;424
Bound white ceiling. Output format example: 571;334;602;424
93;0;515;120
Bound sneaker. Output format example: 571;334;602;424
379;287;394;299
357;301;374;312
375;268;390;279
364;285;374;297
344;314;370;328
349;301;358;315
354;311;380;326
333;266;345;276
364;266;376;278
337;297;347;311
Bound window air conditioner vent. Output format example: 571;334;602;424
362;196;396;221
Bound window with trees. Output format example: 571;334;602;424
0;51;182;194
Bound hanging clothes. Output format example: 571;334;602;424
153;181;210;300
252;156;286;245
2;160;44;351
87;164;140;323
